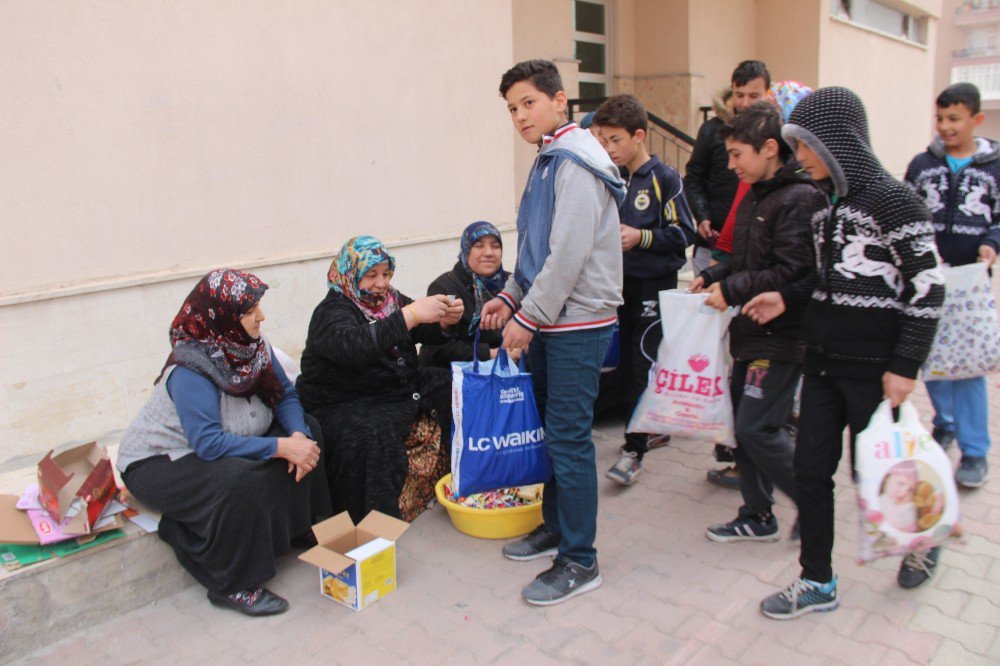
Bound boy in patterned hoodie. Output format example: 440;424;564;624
905;82;999;489
742;87;945;619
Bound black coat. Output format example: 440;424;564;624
683;116;740;246
418;262;503;367
296;290;452;521
701;162;824;363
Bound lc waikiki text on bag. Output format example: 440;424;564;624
450;332;551;497
856;400;962;563
923;262;1000;381
627;290;737;444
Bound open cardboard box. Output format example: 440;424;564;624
37;442;117;535
298;511;409;611
0;494;123;546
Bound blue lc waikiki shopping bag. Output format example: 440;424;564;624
450;337;551;497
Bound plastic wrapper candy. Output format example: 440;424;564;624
443;483;543;510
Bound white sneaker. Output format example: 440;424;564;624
605;449;642;486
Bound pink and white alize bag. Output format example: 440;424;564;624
627;290;736;445
856;400;962;563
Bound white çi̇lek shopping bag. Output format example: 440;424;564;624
923;262;1000;381
856;400;962;563
627;290;737;445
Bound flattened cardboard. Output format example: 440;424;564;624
0;494;123;545
37;442;116;535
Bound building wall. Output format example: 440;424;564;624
0;0;516;465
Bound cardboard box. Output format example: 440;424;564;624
298;511;409;611
37;442;117;535
0;494;123;546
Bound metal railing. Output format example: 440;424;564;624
568;97;696;173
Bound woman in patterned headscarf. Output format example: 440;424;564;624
419;221;511;367
297;236;464;522
116;268;332;617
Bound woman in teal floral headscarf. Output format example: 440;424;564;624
298;235;465;522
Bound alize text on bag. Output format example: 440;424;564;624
872;430;935;460
467;427;545;452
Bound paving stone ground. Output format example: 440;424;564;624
13;382;1000;665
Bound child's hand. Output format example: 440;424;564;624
689;276;706;293
501;320;534;351
882;371;915;408
480;297;513;330
620;224;641;251
697;220;718;240
704;283;728;311
978;244;997;265
742;291;785;324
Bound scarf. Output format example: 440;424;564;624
458;221;509;334
327;235;400;320
161;268;283;408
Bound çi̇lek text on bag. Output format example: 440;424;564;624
856;399;962;563
627;290;737;444
450;330;551;496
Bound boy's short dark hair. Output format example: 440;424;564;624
499;59;564;98
592;94;648;134
718;101;790;160
937;82;981;115
731;60;771;88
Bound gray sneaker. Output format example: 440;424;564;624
502;524;559;561
521;557;602;606
955;456;989;488
606;449;642;486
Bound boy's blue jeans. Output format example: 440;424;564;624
528;325;613;568
924;377;991;458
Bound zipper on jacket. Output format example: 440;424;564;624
944;161;968;236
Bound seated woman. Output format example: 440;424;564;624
419;221;510;366
116;269;331;617
297;236;464;522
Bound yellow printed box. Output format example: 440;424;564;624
299;511;409;612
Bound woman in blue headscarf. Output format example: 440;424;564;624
297;236;464;522
419;221;512;367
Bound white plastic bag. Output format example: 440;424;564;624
856;400;962;563
627;290;737;445
923;262;1000;381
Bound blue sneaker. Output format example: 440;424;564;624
760;576;839;620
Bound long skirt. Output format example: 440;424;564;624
122;417;332;595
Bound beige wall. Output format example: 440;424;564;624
0;0;517;464
756;0;823;89
819;10;940;175
1;0;515;299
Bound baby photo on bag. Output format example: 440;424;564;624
856;401;962;563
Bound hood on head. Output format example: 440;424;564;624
781;86;884;198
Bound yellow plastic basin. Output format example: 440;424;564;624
434;474;543;540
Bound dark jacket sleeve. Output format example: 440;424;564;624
648;169;697;256
307;298;414;368
719;189;821;307
420;273;490;364
683;120;719;223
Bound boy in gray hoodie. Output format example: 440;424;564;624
481;59;625;606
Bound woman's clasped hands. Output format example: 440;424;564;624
276;433;321;482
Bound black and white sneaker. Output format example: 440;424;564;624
706;514;779;542
502;524;559;561
521;557;602;606
898;546;941;589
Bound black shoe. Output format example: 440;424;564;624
502;524;560;561
955;456;990;488
932;427;956;451
707;465;740;489
208;587;289;616
897;547;941;589
521;557;602;606
706;514;779;543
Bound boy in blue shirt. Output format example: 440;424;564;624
591;94;696;485
481;60;625;605
905;82;999;488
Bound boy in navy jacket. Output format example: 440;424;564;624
905;82;999;488
592;94;696;486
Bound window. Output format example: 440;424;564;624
575;0;609;111
953;63;1000;100
831;0;927;44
